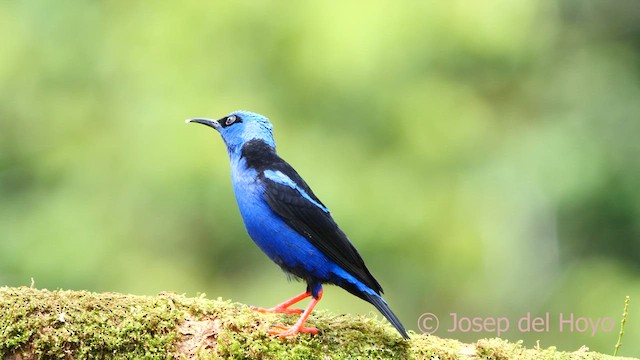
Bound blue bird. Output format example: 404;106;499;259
187;111;409;339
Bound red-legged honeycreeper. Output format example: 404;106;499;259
186;111;409;339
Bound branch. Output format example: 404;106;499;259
0;287;634;359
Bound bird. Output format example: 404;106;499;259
187;110;409;339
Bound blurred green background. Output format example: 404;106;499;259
1;0;639;355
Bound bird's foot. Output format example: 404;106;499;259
249;291;310;314
268;324;319;338
250;305;303;314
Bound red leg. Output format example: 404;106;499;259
251;291;310;314
269;289;323;338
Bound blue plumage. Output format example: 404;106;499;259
187;111;409;339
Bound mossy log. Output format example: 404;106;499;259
0;287;635;359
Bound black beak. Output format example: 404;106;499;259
185;118;221;130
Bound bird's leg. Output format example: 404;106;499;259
251;291;310;314
269;289;322;338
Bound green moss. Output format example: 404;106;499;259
0;287;637;359
1;287;184;359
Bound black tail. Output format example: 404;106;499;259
364;292;410;339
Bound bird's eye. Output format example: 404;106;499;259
225;115;237;126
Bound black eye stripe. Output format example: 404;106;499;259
221;115;242;128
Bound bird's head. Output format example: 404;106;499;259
187;110;275;153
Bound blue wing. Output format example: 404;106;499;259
259;167;383;295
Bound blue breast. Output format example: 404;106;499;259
229;156;367;291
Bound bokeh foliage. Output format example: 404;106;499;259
1;0;639;355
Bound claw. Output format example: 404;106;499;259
250;291;311;315
251;305;303;314
269;324;319;337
